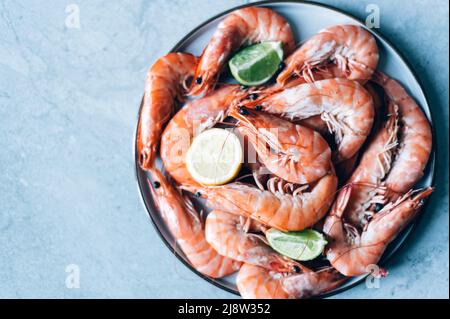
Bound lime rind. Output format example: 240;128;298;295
229;41;284;86
266;228;328;261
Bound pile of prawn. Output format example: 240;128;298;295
136;7;433;299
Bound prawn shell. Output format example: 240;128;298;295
137;53;198;170
237;264;292;299
189;7;295;96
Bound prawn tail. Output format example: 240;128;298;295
331;184;353;218
277;66;294;86
138;146;155;171
413;187;434;202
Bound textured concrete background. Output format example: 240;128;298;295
0;0;448;298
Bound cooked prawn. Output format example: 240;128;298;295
189;7;295;96
230;107;332;184
236;263;346;299
205;210;300;273
373;71;432;196
277;25;379;86
137;53;198;170
321;81;385;183
148;168;241;278
160;85;240;186
323;186;433;276
281;267;346;299
183;170;338;232
338;73;432;224
241;78;375;162
342;99;399;226
237;264;292;299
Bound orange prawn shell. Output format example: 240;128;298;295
148;168;241;278
324;186;433;277
237;264;292;299
278;24;379;85
189;7;295;96
186;170;338;232
230;108;332;184
137;53;198;170
160;85;240;186
240;78;375;162
374;72;432;194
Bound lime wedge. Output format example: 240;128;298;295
229;41;284;86
186;128;243;186
266;228;328;261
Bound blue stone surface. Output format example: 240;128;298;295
0;0;448;298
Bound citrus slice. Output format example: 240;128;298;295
266;228;328;261
186;128;243;186
229;41;284;86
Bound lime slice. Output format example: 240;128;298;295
266;228;328;261
186;128;243;186
229;41;284;86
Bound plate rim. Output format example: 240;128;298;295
133;0;437;298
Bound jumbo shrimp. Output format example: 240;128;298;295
137;53;198;170
277;24;378;86
148;168;241;278
189;7;295;96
